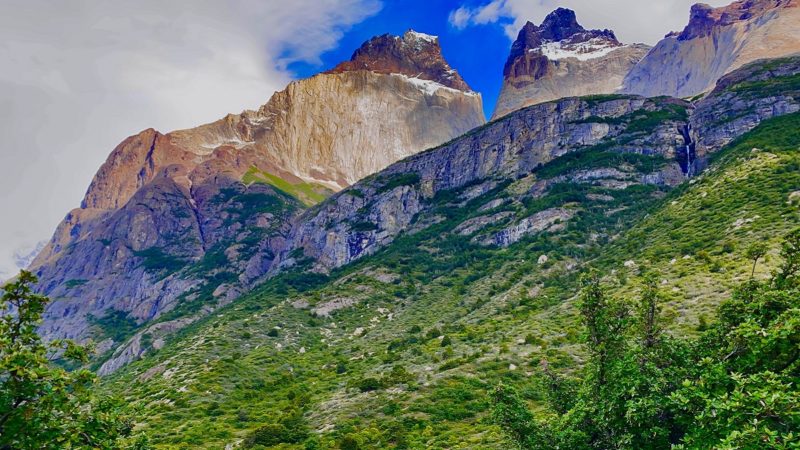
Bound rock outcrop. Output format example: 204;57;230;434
621;0;800;98
477;208;575;247
30;31;484;353
690;55;800;171
492;8;650;120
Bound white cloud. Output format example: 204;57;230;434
0;0;380;280
448;7;474;29
448;0;731;44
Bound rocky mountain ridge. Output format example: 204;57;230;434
278;56;800;274
87;54;800;375
622;0;800;98
326;29;473;92
26;0;800;377
29;31;484;352
492;8;650;119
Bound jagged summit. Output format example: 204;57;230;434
622;0;800;98
670;0;797;40
538;7;583;40
493;8;648;119
504;10;622;79
326;30;472;91
538;7;616;42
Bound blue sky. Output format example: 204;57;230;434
288;1;514;118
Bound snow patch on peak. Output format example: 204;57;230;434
405;30;437;43
394;74;479;97
536;37;623;61
198;137;255;151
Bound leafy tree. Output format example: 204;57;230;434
535;361;578;416
673;230;800;448
745;241;768;277
493;229;800;449
636;275;662;353
491;384;550;450
773;228;800;288
577;272;628;387
0;271;146;449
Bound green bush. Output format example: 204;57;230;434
377;173;421;193
133;247;187;274
356;377;383;392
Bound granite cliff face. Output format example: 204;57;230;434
621;0;800;98
30;31;484;363
492;8;650;120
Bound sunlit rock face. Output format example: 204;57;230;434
621;0;800;98
492;8;650;120
29;29;484;356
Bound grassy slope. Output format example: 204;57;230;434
103;112;800;449
243;166;333;206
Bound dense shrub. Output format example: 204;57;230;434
243;409;308;447
356;377;383;392
493;230;800;449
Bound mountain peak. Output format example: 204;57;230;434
671;0;798;40
624;0;800;98
494;8;648;119
402;29;438;44
503;9;622;78
539;7;584;41
326;30;471;91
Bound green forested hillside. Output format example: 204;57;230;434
100;97;800;448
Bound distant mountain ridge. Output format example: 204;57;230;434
622;0;800;97
492;8;650;119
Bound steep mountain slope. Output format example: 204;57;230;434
621;0;800;98
281;95;688;272
492;8;650;120
103;57;800;449
29;30;485;367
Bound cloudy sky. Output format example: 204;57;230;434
0;0;728;280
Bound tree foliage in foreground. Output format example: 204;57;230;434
0;271;148;450
494;230;800;449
